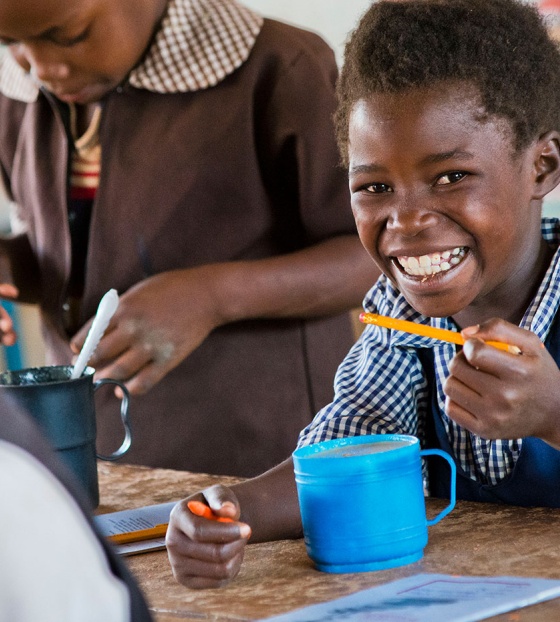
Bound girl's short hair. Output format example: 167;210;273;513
336;0;560;166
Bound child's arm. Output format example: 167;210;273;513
0;233;40;346
70;235;378;396
0;289;18;347
0;233;41;303
444;318;560;449
166;458;301;589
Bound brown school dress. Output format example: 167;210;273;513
0;5;359;476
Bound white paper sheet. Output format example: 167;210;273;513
94;501;177;556
260;573;560;622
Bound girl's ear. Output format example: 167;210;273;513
532;130;560;199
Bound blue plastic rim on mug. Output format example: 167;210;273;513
293;434;456;573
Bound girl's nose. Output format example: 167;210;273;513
31;61;70;83
386;195;439;237
12;44;70;83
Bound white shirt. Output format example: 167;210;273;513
0;441;129;622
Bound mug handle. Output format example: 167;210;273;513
420;448;457;526
93;378;132;461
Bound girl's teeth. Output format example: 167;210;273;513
397;247;466;276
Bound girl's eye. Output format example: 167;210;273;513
436;171;467;186
53;28;90;48
0;26;90;49
363;182;393;194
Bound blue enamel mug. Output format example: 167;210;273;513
293;434;456;573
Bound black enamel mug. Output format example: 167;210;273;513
0;365;132;507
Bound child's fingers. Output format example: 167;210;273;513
166;526;247;588
460;336;538;380
458;317;543;377
166;493;250;589
71;320;126;363
0;283;19;299
121;360;169;396
444;394;483;434
0;305;17;346
202;485;241;521
461;319;543;357
167;540;246;588
444;371;484;417
95;348;154;394
169;495;250;543
187;500;235;523
444;368;509;438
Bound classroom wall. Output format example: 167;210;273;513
242;0;372;64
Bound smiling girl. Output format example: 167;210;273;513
162;0;560;590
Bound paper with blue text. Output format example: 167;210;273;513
260;573;560;622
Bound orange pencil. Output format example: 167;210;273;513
359;313;521;354
187;500;234;523
108;523;168;545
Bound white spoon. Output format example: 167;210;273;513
71;289;119;379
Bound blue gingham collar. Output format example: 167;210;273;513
364;217;560;348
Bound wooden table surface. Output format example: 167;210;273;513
98;461;560;622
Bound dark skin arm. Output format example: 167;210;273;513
167;317;560;590
0;233;42;302
166;457;301;589
72;235;378;395
0;233;42;346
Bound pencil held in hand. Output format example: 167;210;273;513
359;313;521;354
187;500;234;523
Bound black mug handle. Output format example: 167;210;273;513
93;378;132;461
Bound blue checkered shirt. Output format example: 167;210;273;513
298;218;560;486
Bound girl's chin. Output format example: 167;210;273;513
400;290;472;320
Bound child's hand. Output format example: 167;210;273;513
166;485;252;589
70;268;222;395
443;318;560;448
0;283;19;347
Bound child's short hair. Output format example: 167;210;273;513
336;0;560;165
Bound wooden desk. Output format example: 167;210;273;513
98;462;560;622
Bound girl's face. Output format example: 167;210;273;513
0;0;166;104
348;84;553;327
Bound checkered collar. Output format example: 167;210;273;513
0;0;263;103
129;0;263;92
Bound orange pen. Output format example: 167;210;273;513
187;500;235;523
359;313;521;354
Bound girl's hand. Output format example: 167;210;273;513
0;283;19;347
443;318;560;448
166;485;251;589
70;269;221;395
